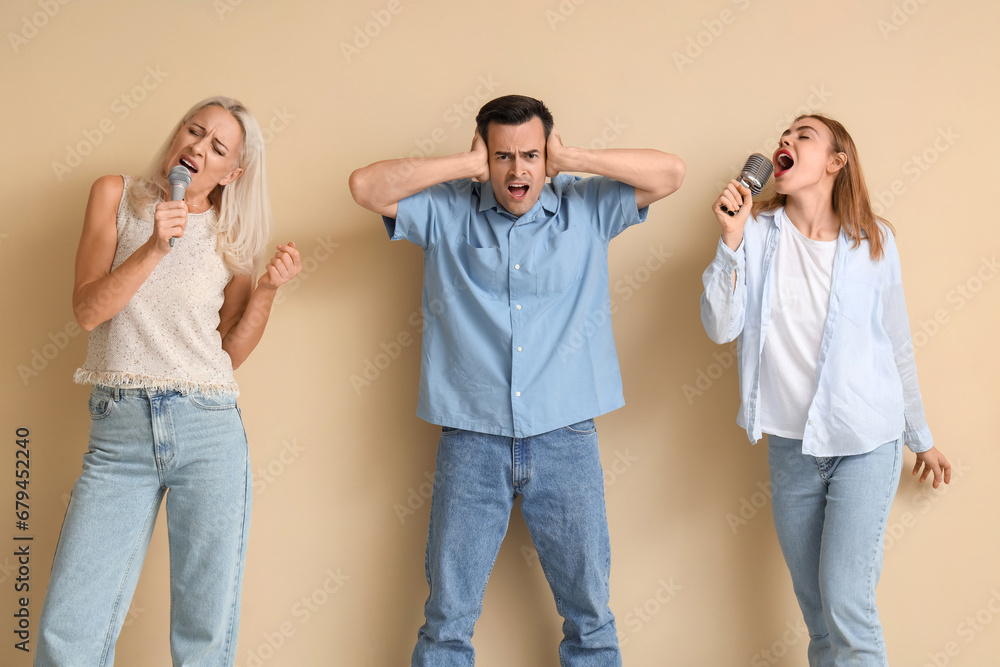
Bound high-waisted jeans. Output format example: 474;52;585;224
768;435;903;667
36;385;252;666
412;419;621;667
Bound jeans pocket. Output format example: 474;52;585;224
563;418;596;435
189;393;238;410
87;392;112;420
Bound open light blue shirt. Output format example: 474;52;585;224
384;174;647;438
700;207;933;456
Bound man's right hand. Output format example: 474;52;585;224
714;180;752;251
470;130;490;183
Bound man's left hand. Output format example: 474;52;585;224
546;128;566;179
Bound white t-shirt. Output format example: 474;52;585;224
759;219;837;439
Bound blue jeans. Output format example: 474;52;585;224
412;420;621;667
767;435;903;667
36;385;252;667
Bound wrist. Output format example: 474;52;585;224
721;231;743;251
142;237;168;261
549;144;581;174
254;278;279;294
463;149;484;178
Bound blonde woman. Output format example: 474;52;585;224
37;96;301;666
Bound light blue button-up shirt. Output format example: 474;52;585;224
700;207;933;456
384;174;647;438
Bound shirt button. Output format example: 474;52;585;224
514;264;520;270
517;347;522;352
515;391;521;397
516;304;522;310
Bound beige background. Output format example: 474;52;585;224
2;0;998;665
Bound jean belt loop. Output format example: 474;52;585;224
112;386;121;401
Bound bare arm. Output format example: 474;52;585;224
73;175;189;331
219;242;302;370
545;130;685;209
349;133;490;219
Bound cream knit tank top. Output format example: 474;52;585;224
75;175;239;394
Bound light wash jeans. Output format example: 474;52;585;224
412;419;621;667
36;385;252;667
768;435;903;667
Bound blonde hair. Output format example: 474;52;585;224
127;96;271;274
753;114;893;260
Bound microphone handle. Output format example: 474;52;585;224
169;184;186;247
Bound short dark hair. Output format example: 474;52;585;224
475;95;554;145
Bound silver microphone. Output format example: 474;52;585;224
167;165;192;247
722;153;773;216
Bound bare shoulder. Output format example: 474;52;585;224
81;175;128;236
89;174;126;208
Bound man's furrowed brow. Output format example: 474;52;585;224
493;148;542;157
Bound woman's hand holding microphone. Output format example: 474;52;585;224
713;180;753;251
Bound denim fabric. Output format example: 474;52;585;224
412;420;621;667
768;435;903;667
700;207;933;456
36;385;252;667
385;175;648;438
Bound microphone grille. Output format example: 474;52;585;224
737;153;773;196
168;165;192;188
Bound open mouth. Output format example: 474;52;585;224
179;156;199;173
774;150;794;177
507;184;529;200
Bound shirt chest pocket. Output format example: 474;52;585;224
531;225;583;297
458;236;504;300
